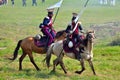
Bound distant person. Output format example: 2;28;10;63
2;0;5;5
22;0;26;6
4;0;8;5
104;0;108;4
32;0;37;6
0;0;3;5
99;0;103;4
11;0;14;6
42;0;45;3
99;0;108;5
110;0;115;6
1;0;8;5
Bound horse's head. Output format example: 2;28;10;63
55;30;67;42
81;30;95;59
86;30;95;43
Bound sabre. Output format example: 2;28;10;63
72;0;90;33
53;7;60;24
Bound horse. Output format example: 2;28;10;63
8;30;67;71
45;30;96;75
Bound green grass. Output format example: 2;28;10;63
0;0;120;80
0;46;120;80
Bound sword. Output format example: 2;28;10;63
72;0;90;33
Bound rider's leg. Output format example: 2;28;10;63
50;29;56;39
73;48;81;61
43;29;54;46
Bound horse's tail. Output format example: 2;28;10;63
9;40;22;60
45;43;54;68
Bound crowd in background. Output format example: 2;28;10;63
0;0;116;7
0;0;45;6
98;0;116;6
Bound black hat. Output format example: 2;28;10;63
72;12;78;21
72;13;78;17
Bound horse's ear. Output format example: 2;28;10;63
92;30;95;34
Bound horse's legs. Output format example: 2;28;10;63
59;60;67;74
52;58;59;72
19;51;27;70
88;60;96;75
75;59;85;74
28;52;40;71
58;53;67;74
52;54;67;74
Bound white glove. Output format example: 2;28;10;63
69;30;73;34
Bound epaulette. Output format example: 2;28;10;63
45;16;50;19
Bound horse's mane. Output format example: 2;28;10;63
82;30;94;47
86;30;95;34
55;30;66;38
82;38;88;47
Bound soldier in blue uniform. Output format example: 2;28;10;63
39;8;56;47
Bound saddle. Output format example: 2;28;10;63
63;37;76;53
63;35;84;53
34;34;49;47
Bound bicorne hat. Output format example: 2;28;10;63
72;12;78;21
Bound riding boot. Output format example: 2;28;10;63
44;37;49;52
76;52;81;61
73;49;81;61
79;47;84;53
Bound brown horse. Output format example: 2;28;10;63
8;30;66;71
45;30;96;75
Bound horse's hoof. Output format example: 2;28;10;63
19;69;22;71
50;70;55;73
94;73;97;75
64;71;67;74
75;71;81;74
19;68;22;71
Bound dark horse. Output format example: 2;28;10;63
8;30;66;71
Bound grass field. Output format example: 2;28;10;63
0;0;120;80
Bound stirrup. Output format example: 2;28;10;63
76;56;81;61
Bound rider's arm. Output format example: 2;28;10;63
43;17;50;26
65;24;72;33
78;23;83;30
78;23;85;33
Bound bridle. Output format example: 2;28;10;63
86;32;95;43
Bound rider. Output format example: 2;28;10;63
39;8;56;47
65;12;84;60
